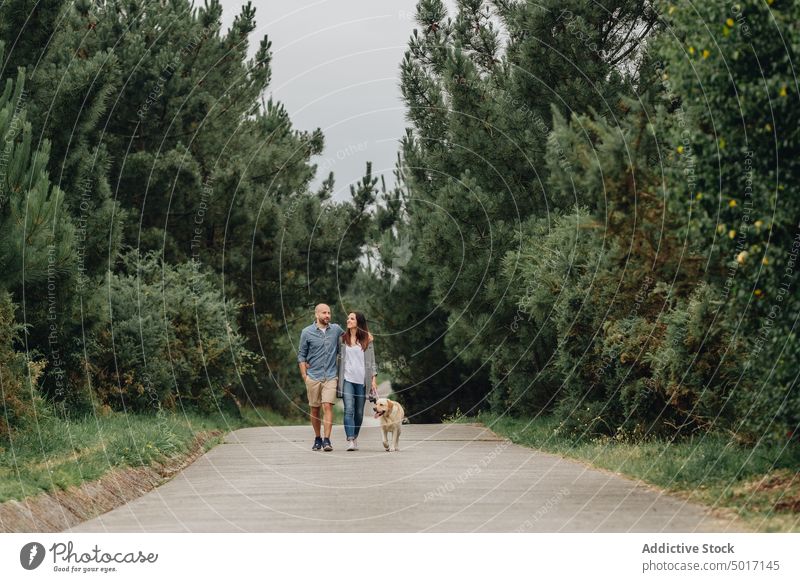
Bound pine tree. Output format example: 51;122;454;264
0;0;62;77
0;43;76;418
0;59;74;291
346;162;489;422
7;1;375;409
381;0;658;418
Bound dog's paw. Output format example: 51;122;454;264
383;443;389;450
388;447;395;452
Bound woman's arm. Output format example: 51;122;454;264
366;341;378;391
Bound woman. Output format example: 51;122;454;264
338;311;378;451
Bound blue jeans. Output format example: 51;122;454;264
342;380;366;440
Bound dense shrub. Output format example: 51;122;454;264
653;0;800;441
646;284;745;433
87;252;256;414
0;292;46;438
496;210;601;416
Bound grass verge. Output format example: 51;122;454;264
456;412;800;533
0;405;303;504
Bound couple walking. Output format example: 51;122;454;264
297;304;378;451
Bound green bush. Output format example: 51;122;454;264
654;0;800;441
646;284;744;434
500;209;605;419
87;252;255;414
0;291;46;438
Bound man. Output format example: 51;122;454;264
298;303;343;451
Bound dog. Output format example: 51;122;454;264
373;398;405;452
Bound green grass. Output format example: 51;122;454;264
240;404;306;427
245;399;343;428
0;405;303;503
454;411;800;532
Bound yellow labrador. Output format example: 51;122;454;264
373;398;405;452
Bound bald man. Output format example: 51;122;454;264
298;304;344;451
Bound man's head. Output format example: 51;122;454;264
314;303;332;327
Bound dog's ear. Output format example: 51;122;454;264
388;400;394;413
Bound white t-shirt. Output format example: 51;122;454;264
343;341;366;385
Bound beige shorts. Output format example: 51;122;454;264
305;376;338;407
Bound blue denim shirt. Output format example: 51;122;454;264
298;322;344;381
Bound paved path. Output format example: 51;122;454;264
70;423;742;533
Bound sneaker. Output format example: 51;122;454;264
353;438;359;451
346;440;356;451
312;436;323;451
322;438;333;452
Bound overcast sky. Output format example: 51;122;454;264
219;0;446;200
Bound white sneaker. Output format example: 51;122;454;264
353;438;359;451
346;440;356;451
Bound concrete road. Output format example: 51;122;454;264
70;423;743;533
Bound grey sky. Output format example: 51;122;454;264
219;0;438;200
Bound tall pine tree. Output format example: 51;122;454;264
380;0;658;419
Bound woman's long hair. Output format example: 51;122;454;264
342;311;369;350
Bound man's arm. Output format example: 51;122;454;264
297;328;309;379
